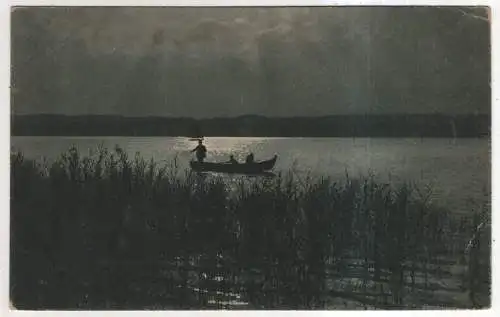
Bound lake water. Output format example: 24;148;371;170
11;136;490;213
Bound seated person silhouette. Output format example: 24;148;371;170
245;153;255;164
228;155;239;164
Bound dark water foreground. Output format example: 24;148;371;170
10;147;491;309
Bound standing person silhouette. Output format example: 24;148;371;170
191;139;207;162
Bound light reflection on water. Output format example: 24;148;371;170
11;136;490;213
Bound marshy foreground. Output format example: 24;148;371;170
10;146;490;309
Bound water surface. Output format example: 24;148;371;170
11;136;490;213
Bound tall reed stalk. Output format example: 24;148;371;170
10;147;490;309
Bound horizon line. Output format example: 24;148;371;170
11;112;492;119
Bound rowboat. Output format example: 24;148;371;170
190;155;278;174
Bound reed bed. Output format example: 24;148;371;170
10;146;490;309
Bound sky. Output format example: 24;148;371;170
10;6;490;118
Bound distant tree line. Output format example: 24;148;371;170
11;114;490;138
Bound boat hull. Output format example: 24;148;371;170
190;155;277;174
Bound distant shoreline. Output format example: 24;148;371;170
11;114;490;138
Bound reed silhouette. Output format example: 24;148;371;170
10;146;490;309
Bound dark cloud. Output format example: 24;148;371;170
11;7;490;117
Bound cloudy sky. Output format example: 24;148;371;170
11;6;490;117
